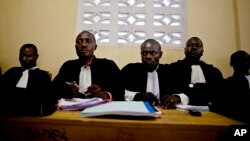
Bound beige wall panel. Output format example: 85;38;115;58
0;0;249;79
237;0;250;53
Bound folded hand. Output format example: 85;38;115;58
134;92;160;106
86;85;112;100
161;95;180;109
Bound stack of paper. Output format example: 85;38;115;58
80;101;162;118
175;104;209;111
58;98;109;111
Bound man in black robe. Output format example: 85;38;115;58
0;44;57;116
210;50;250;124
121;39;170;106
161;37;223;108
53;31;124;101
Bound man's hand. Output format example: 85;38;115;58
161;95;180;109
85;84;102;95
92;92;111;100
65;81;79;96
86;85;111;100
133;92;160;106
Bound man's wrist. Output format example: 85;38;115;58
105;91;112;100
172;95;181;103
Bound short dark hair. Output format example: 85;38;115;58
141;39;161;50
20;44;38;55
230;50;250;67
186;37;203;47
76;30;96;43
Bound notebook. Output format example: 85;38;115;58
80;101;161;118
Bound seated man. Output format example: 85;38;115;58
121;39;170;106
210;50;250;124
0;44;57;116
161;37;224;108
52;31;124;101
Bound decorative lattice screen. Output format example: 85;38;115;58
76;0;187;47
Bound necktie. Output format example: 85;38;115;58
79;65;91;94
146;70;160;99
16;66;38;88
16;69;29;88
191;65;206;84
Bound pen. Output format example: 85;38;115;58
65;81;79;88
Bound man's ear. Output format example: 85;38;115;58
184;47;188;55
36;54;39;59
94;45;97;50
200;49;204;56
230;61;233;67
159;51;163;58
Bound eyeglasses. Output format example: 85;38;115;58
141;51;160;56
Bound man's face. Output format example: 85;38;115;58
75;32;97;59
185;39;204;61
19;47;38;69
141;42;162;71
233;52;250;74
241;53;250;73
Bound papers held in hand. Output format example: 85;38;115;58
58;98;108;111
80;101;162;118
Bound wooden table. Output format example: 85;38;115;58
0;109;244;141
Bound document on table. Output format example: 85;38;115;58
80;101;162;118
58;97;109;111
175;104;209;111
